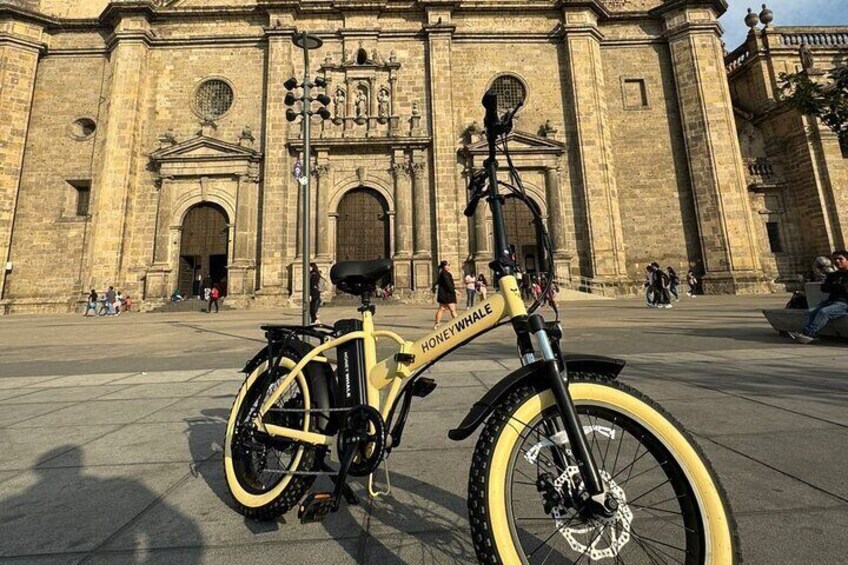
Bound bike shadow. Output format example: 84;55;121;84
187;408;478;562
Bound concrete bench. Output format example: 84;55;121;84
763;282;848;338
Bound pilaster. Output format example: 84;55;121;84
258;20;297;298
86;9;152;290
662;4;767;293
0;14;44;301
423;8;462;270
560;7;628;283
391;151;413;290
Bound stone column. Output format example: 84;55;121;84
258;22;296;300
410;156;432;290
561;7;627;284
228;172;259;296
0;16;44;301
545;165;573;285
423;8;464;271
661;3;766;293
314;162;332;259
391;152;413;290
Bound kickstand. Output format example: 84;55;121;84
318;460;360;506
368;456;391;499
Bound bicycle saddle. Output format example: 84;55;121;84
330;258;393;296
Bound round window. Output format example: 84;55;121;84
490;74;527;115
193;79;234;119
70;118;97;140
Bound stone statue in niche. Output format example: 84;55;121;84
389;50;397;63
333;88;346;119
372;49;385;66
411;101;420;116
355;88;368;119
377;87;390;118
799;42;815;72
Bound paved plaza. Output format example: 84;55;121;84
0;294;846;564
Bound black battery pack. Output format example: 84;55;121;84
334;319;367;408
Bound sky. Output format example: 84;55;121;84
719;0;848;50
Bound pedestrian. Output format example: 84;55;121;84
203;283;211;303
651;263;672;308
83;289;98;317
464;271;477;309
476;273;488;302
644;265;656;307
432;260;458;330
686;270;698;298
114;290;123;316
171;288;183;302
789;250;848;344
544;278;560;317
208;283;220;313
667;266;680;302
104;286;117;316
309;262;323;325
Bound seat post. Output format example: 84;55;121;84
358;291;375;314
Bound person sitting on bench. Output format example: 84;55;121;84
790;250;848;344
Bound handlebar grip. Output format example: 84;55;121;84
482;90;499;128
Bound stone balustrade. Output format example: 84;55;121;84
725;44;751;73
744;157;776;187
774;28;848;47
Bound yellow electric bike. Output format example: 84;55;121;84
224;91;739;563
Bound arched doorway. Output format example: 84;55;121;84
336;187;391;263
179;203;229;297
504;197;546;275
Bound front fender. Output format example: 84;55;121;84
447;354;625;442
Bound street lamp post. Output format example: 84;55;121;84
285;32;331;326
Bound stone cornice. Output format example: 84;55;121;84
0;30;46;52
650;0;728;19
662;20;722;41
99;0;157;26
0;2;57;26
287;136;431;151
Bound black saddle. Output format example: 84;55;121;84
330;258;393;296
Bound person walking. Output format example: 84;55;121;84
208;283;220;313
309;262;324;325
544;278;560;317
433;260;458;330
644;265;656;307
83;289;98;317
104;286;117;316
686;270;698;298
476;273;488;302
667;266;681;302
651;263;672;308
464;272;477;309
789;250;848;344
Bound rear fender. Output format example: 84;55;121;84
241;340;336;434
447;354;625;442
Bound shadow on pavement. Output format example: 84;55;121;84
0;445;204;563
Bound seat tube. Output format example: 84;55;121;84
361;310;379;407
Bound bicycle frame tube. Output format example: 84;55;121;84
255;276;527;447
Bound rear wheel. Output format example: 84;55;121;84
468;378;738;564
224;362;319;519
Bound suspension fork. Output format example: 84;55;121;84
528;314;606;498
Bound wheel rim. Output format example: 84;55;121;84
485;385;734;565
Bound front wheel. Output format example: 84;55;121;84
468;378;738;564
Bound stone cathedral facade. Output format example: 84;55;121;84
0;0;846;314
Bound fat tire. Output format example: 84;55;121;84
467;375;741;564
225;369;320;521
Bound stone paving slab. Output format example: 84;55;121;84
9;398;179;429
0;385;133;405
98;381;221;401
33;373;137;388
0;426;122;472
735;507;848;565
0;376;64;390
112;370;212;385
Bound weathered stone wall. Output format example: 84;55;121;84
5;54;105;301
602;43;700;277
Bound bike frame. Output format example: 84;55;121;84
252;275;527;448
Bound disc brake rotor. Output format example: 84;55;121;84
524;425;633;560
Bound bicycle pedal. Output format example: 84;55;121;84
411;377;437;398
298;492;336;524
